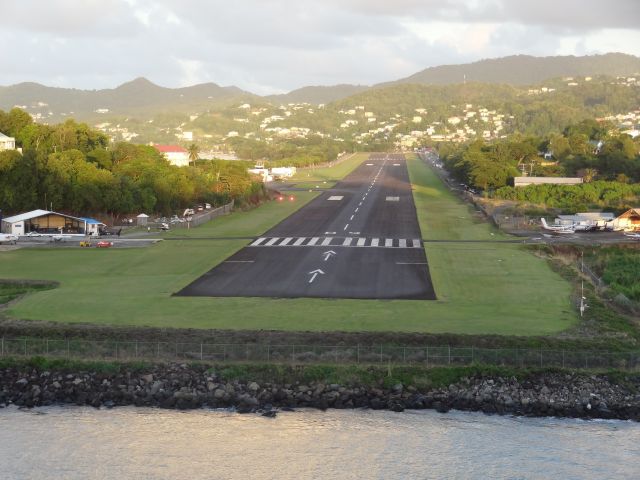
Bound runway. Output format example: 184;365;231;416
177;154;436;300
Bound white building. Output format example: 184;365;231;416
153;145;190;167
0;132;16;151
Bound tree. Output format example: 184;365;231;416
582;168;598;183
187;143;200;166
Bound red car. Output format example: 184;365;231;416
96;241;114;248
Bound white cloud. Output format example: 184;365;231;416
0;0;638;92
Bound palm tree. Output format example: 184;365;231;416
582;168;598;183
187;143;200;166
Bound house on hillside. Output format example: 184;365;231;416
0;132;16;151
513;177;583;187
153;145;189;167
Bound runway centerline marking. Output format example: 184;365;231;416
343;224;349;231
350;215;355;220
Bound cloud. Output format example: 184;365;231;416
0;0;638;93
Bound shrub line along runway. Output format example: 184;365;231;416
177;154;436;300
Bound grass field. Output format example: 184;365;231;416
290;153;366;182
0;154;575;335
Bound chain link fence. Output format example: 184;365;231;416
1;337;639;370
170;201;234;229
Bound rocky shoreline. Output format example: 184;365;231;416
1;362;639;421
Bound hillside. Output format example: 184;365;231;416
267;84;370;105
0;78;255;122
386;53;640;86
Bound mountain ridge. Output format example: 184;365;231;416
1;53;639;120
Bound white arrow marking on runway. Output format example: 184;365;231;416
322;250;336;261
308;269;325;283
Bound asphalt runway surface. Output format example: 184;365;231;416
177;154;436;300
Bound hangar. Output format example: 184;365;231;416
1;209;91;236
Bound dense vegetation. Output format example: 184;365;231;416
0;108;265;217
589;247;640;302
439;119;640;211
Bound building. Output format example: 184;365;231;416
555;212;615;230
0;132;16;151
513;177;583;187
153;145;189;167
79;217;106;236
1;209;90;235
609;208;640;232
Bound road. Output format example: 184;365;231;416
177;153;436;300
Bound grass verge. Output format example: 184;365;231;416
1;153;575;336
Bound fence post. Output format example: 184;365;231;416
46;339;49;356
380;345;383;364
223;344;226;362
357;344;360;364
448;345;451;365
540;349;543;368
292;345;295;363
585;353;588;369
115;341;118;359
135;341;138;358
403;347;406;364
200;343;203;361
24;338;27;356
157;342;160;359
471;346;474;364
267;344;270;362
426;346;429;367
562;350;565;369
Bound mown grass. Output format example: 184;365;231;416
290;153;367;182
0;153;575;335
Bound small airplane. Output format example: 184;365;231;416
540;218;575;234
623;232;640;240
0;233;19;244
25;231;84;242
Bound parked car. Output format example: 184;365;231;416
160;223;170;231
205;203;211;209
96;241;113;248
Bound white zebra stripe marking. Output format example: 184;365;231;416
249;237;422;249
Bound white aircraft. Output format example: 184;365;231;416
25;231;84;242
623;232;640;240
540;218;575;234
0;233;18;244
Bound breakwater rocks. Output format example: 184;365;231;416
1;363;639;421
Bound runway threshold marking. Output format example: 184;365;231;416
247;237;422;249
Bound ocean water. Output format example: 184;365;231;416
0;406;638;479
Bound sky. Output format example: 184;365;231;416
1;0;639;94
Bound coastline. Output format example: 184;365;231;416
1;359;639;421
